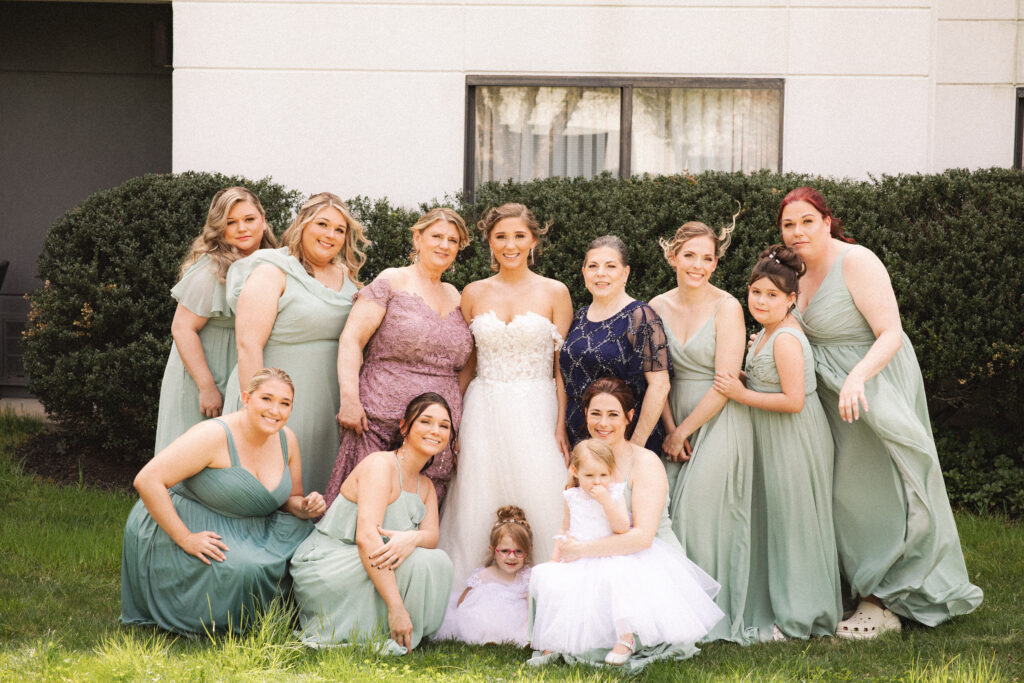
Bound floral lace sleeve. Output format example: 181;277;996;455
466;567;484;589
352;276;394;309
627;303;672;375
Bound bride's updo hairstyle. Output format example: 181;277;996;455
749;244;806;305
566;438;617;490
485;505;534;566
476;203;552;270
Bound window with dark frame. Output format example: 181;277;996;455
1015;87;1024;170
465;76;784;194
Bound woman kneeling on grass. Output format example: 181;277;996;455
121;367;324;635
290;393;454;653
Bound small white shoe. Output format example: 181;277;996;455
836;601;901;640
604;638;635;666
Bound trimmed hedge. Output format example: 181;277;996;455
22;169;1024;515
22;173;303;455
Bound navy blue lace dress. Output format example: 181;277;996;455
559;301;672;453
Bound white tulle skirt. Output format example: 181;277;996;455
530;538;724;654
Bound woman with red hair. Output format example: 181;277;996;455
776;187;981;639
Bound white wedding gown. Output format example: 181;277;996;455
439;311;569;586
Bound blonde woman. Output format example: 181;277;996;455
123;368;324;635
225;192;368;494
649;220;772;644
326;208;473;509
154;187;276;453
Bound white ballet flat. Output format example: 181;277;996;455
604;638;635;666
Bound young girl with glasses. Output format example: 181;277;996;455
435;505;534;646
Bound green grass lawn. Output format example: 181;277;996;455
1;409;1021;682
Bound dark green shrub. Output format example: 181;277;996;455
22;172;303;458
23;169;1024;514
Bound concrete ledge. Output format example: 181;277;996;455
0;398;49;422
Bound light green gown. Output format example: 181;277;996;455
121;419;314;635
224;248;357;495
290;456;453;651
664;302;773;644
745;326;842;638
154;255;236;454
796;246;982;625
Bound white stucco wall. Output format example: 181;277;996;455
172;0;1023;206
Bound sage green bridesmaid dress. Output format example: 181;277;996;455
797;247;982;626
154;255;236;454
224;247;357;495
290;455;453;651
121;419;314;635
663;302;773;644
745;327;842;638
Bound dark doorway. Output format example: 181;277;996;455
0;1;172;394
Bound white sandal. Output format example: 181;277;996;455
604;637;635;666
836;601;901;640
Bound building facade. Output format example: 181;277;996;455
2;0;1022;393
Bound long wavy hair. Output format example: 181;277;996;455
179;186;277;282
279;192;370;286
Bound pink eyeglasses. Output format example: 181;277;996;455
495;548;525;558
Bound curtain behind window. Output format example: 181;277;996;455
631;88;780;175
475;86;620;186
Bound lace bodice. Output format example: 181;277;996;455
565;483;628;542
470;311;562;383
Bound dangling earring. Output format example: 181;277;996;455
529;247;535;265
414;251;420;264
489;249;499;271
447;258;457;274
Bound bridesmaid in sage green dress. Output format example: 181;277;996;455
122;368;324;635
154;187;277;454
225;193;366;495
291;393;454;653
713;245;841;640
649;221;772;645
777;188;982;638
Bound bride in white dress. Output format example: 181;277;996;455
439;203;573;586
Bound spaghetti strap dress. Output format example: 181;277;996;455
663;299;773;644
224;247;357;495
745;326;842;638
796;247;982;625
154;255;236;454
121;419;313;635
291;454;454;651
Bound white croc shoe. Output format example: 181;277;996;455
836;601;901;640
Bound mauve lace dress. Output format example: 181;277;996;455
324;277;473;509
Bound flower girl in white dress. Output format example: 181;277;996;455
530;440;723;666
436;506;533;647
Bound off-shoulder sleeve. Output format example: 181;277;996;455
171;255;229;318
627;303;672;375
353;276;394;308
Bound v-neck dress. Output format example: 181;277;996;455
326;277;473;510
224;247;358;495
291;454;454;650
121;418;314;635
154;255;237;454
796;247;982;625
663;301;773;644
745;327;841;638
